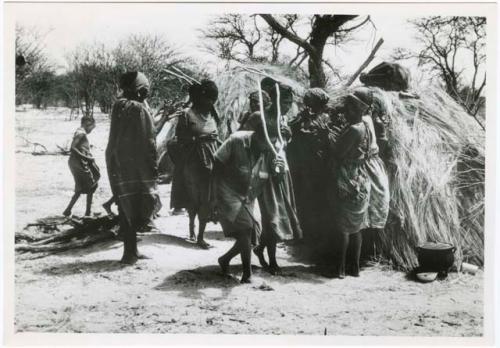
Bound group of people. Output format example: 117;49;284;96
64;70;390;282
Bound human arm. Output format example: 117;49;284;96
70;132;94;161
331;124;364;161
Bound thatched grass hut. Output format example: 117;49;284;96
214;63;485;271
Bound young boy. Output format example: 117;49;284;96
63;116;100;217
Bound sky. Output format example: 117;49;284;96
8;2;478;84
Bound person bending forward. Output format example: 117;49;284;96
213;112;286;283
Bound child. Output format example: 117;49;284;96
63;116;100;217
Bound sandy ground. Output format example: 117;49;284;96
14;107;484;335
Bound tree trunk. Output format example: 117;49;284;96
308;54;326;88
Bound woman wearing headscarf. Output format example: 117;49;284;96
330;94;390;278
238;90;271;130
287;88;332;243
213;111;287;283
106;71;161;264
168;79;220;248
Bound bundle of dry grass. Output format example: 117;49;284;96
214;63;308;138
215;63;484;271
363;86;484;269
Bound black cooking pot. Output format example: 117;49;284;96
416;242;456;273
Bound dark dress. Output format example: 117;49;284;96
106;98;161;230
68;127;99;194
169;108;220;220
287;110;332;242
239;111;302;243
258;143;303;243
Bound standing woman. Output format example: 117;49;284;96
287;88;332;243
169;80;220;248
251;82;302;274
331;94;390;278
106;71;161;264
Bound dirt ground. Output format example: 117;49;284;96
14;107;484;335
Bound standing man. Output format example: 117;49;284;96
106;71;161;264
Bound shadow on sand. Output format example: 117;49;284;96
40;259;127;276
154;265;240;299
138;233;209;250
154;263;325;299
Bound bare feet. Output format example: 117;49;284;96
197;239;210;249
102;202;115;217
349;268;360;277
120;254;139;265
253;247;269;269
268;265;282;276
120;253;149;265
240;274;252;284
218;257;229;275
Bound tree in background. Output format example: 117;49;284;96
113;33;194;108
200;14;263;63
201;14;373;88
15;24;55;107
67;43;117;118
394;16;486;118
260;14;374;88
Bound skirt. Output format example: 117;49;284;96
68;155;99;194
219;204;261;246
335;155;390;234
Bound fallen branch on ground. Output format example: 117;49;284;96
16;215;120;256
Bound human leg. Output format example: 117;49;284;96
337;232;350;279
218;240;240;275
102;196;115;216
253;243;269;269
188;209;196;240
85;192;93;216
238;230;253;283
351;231;362;277
196;219;210;249
267;238;281;275
119;210;142;265
63;192;80;216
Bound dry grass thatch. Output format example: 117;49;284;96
214;63;485;271
214;63;308;138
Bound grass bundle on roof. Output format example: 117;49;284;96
215;63;484;271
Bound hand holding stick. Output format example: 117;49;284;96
257;81;283;173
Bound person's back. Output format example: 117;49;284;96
106;71;161;264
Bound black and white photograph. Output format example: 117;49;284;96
2;1;497;344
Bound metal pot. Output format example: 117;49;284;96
416;242;456;273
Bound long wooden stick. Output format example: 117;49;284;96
162;69;194;85
275;83;285;150
345;38;384;87
256;81;278;157
171;66;200;85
